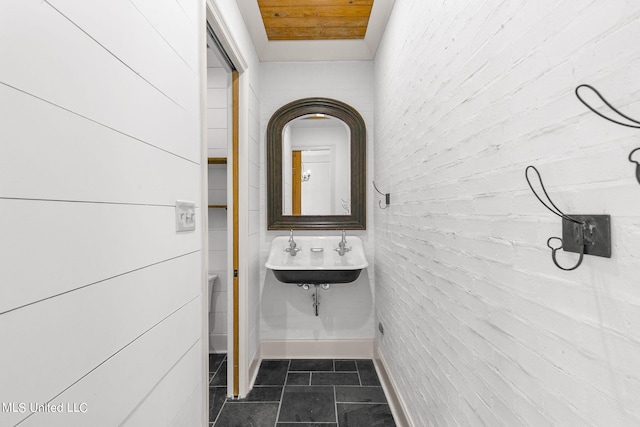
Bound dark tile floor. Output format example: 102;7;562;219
209;354;396;427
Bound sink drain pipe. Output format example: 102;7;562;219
297;283;330;316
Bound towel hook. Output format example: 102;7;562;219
575;84;640;185
575;84;640;128
525;166;589;271
525;166;583;225
547;237;585;271
373;181;390;209
629;147;640;184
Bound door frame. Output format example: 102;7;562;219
202;1;250;423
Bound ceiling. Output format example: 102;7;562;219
236;0;396;61
258;0;373;41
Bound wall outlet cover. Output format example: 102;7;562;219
176;201;196;232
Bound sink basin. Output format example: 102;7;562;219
265;235;368;284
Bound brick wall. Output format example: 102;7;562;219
373;1;640;425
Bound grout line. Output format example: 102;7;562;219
288;370;357;373
334;385;340;427
209;356;226;385
211;397;227;426
273;361;289;426
212;359;385;426
216;355;226;377
210;354;231;426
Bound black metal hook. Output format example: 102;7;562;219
575;84;640;185
525;166;583;225
373;181;390;209
547;237;585;271
630;147;640;185
526;165;587;271
575;84;640;128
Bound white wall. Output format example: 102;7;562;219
260;61;375;343
0;0;203;426
207;49;230;159
374;1;640;426
207;164;228;353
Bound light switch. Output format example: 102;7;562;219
175;201;196;232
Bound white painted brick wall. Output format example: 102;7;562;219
259;61;376;341
374;0;640;426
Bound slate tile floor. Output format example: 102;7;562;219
209;354;396;427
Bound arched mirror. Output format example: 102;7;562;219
267;98;366;230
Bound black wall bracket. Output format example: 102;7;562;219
561;215;611;258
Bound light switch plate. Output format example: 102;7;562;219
176;201;196;232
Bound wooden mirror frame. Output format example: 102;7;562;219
267;97;366;230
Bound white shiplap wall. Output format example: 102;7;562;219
0;1;203;426
374;0;640;426
259;61;376;343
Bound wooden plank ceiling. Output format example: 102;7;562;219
257;0;374;41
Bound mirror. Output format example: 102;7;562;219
267;98;366;230
282;114;350;216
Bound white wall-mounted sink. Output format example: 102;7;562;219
265;235;368;284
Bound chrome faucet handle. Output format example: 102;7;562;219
335;231;351;255
285;230;300;256
285;246;301;254
334;246;351;255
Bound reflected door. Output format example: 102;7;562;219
301;150;332;215
292;150;302;215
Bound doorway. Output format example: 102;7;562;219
205;22;240;399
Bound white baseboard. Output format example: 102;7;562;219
248;350;261;389
374;342;414;427
259;339;374;359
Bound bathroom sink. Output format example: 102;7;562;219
265;235;368;284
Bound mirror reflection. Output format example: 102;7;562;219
282;114;351;216
267;97;366;230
